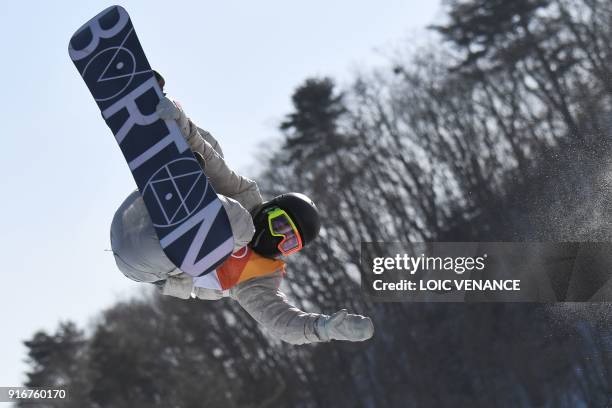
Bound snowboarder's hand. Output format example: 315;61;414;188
156;96;180;121
160;273;194;299
316;309;374;342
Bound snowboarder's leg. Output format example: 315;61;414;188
110;190;179;282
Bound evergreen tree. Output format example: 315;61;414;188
280;77;348;163
21;322;89;407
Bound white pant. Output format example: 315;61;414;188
110;190;254;283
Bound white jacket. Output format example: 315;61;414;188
110;99;324;344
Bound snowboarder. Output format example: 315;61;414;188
110;72;374;345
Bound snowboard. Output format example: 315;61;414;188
68;5;234;277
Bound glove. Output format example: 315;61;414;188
160;273;194;299
156;96;180;121
316;309;374;342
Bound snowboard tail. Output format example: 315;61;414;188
69;5;233;277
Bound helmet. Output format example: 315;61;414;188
250;193;321;257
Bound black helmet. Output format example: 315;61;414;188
250;193;321;257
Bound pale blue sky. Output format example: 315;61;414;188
0;0;440;387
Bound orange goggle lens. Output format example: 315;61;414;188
267;208;303;255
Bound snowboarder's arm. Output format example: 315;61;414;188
218;195;256;252
156;97;263;211
230;271;321;344
230;271;374;345
196;138;262;212
193;126;224;160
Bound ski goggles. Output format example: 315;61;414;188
267;207;303;255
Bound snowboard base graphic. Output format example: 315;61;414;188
69;5;233;277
